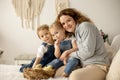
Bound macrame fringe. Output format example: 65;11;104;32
12;0;45;30
55;0;69;15
12;0;69;30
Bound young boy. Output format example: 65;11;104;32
20;24;55;72
47;21;80;77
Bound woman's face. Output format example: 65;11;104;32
59;15;76;33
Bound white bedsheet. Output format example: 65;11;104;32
0;64;25;80
0;64;68;80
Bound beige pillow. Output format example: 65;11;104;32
106;48;120;80
104;42;114;62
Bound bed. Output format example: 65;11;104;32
0;64;68;80
0;64;26;80
0;34;120;80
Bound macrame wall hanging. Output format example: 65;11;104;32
12;0;45;30
55;0;69;15
12;0;69;30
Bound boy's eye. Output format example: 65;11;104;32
52;34;54;37
41;35;44;38
55;32;58;35
45;33;48;35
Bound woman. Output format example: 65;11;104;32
56;8;110;80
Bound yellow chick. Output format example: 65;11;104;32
43;65;53;71
33;64;42;70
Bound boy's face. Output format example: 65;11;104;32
50;27;66;41
38;29;53;43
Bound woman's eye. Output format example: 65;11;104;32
68;19;71;22
60;22;65;26
62;23;65;26
45;33;48;35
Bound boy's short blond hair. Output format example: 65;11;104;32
49;21;63;31
37;24;49;39
50;21;73;37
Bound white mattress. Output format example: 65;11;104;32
0;64;68;80
0;64;25;80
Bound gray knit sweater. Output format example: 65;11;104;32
73;22;110;66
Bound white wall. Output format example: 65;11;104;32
0;0;120;64
70;0;120;41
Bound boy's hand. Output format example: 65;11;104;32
55;39;60;44
54;39;60;47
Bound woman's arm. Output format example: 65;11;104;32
65;40;78;54
75;22;97;60
60;40;78;61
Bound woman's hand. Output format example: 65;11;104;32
63;58;67;64
60;51;69;61
63;56;69;64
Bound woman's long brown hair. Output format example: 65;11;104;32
57;8;92;24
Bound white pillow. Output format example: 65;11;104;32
106;48;120;80
111;34;120;54
104;42;114;62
